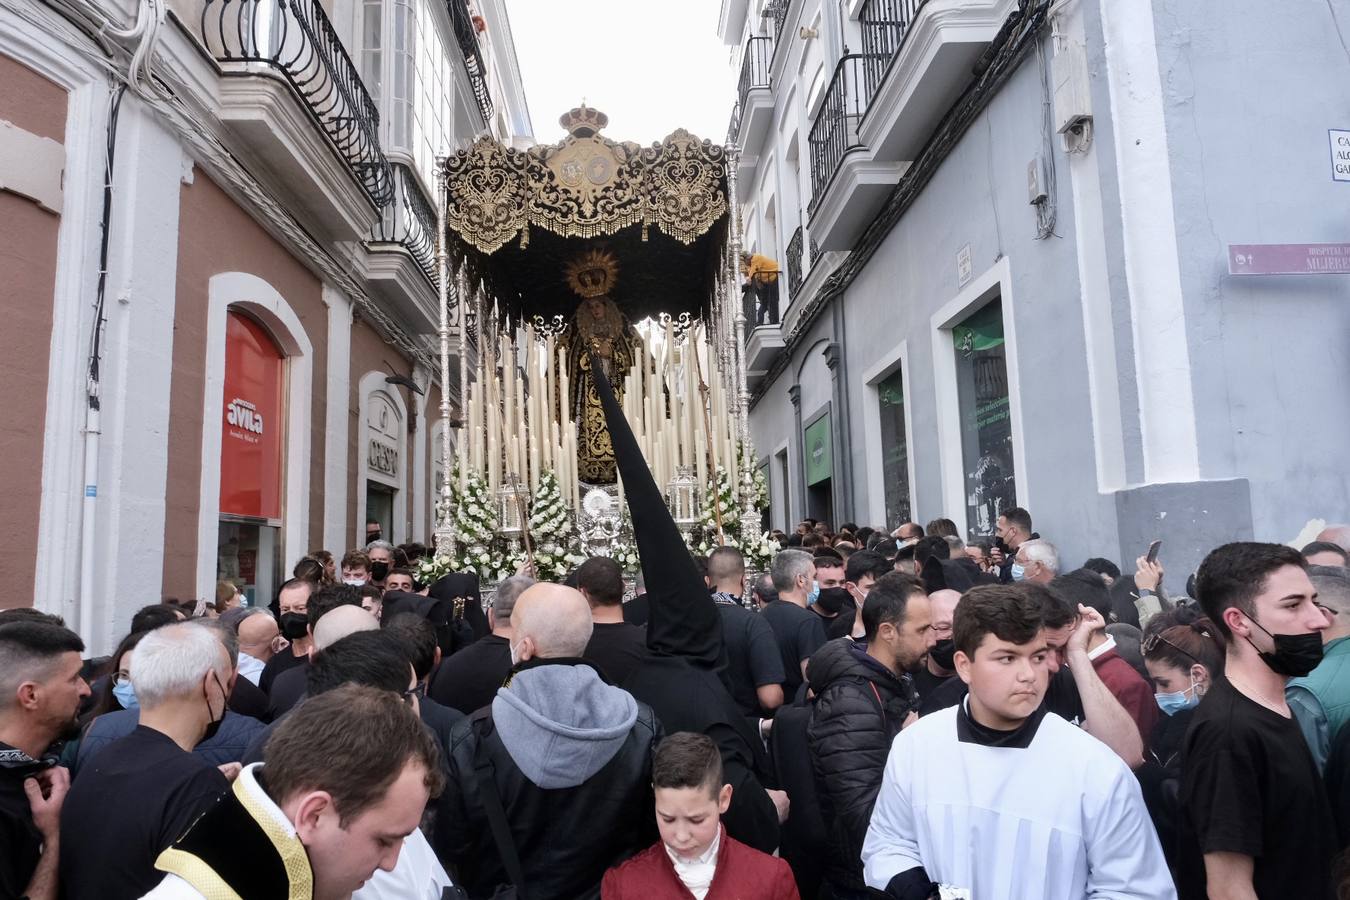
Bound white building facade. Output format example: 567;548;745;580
725;0;1350;576
0;0;530;649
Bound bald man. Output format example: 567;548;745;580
265;606;379;721
434;582;663;899
236;612;281;686
1318;524;1350;553
912;588;961;707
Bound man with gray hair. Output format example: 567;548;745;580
761;548;827;701
434;582;662;898
366;539;397;587
77;621;267;772
1288;566;1350;771
58;624;233;899
1014;538;1060;585
429;574;532;715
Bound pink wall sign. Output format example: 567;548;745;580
1228;243;1350;276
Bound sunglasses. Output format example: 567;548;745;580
1141;630;1201;664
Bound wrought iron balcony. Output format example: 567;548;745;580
859;0;931;102
765;0;790;43
742;273;781;328
737;35;772;112
202;0;394;207
786;226;804;302
808;55;869;206
448;0;494;124
369;163;438;286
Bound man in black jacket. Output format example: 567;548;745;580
807;572;932;899
434;582;661;899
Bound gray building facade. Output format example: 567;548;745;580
725;0;1350;579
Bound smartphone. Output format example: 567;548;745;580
1146;540;1162;564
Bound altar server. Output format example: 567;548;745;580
861;584;1175;900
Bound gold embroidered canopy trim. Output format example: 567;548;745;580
440;125;729;255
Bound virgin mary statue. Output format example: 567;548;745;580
563;248;637;484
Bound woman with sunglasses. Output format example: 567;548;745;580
1137;605;1225;873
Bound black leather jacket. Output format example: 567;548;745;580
432;697;662;900
806;637;919;892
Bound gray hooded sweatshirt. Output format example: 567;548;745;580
491;663;639;789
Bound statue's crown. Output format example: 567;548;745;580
559;103;608;138
565;248;619;298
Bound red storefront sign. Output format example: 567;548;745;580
220;311;284;520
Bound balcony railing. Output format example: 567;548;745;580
737;35;773;111
765;0;790;43
808;55;870;205
786;226;804;301
448;0;494;124
202;0;394;207
369;163;437;286
859;0;931;101
743;275;781;328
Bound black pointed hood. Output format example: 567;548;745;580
588;356;722;668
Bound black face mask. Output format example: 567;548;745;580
815;587;850;616
202;672;227;742
929;638;957;671
370;561;390;582
1245;617;1324;677
280;612;309;641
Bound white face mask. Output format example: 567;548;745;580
509;640;522;667
342;577;367;587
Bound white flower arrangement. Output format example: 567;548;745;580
688;464;773;569
414;554;455;589
527;472;587;581
446;466;507;578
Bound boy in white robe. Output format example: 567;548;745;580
861;584;1176;900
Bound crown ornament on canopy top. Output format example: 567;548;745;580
559;103;609;137
564;248;620;298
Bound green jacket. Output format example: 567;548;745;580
1288;636;1350;772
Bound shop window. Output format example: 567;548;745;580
953;299;1016;539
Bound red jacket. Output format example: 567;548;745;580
1092;647;1160;744
602;828;800;900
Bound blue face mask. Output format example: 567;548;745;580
807;580;820;606
1155;680;1200;717
112;680;138;710
1010;563;1026;582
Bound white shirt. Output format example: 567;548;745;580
664;826;722;900
236;652;265;686
1086;634;1117;662
862;704;1176;900
354;827;453;900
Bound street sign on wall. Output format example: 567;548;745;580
1228;243;1350;276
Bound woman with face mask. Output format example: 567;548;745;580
1136;605;1225;875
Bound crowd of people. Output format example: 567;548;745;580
3;361;1350;900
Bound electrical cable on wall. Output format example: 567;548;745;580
88;84;127;413
1033;34;1059;240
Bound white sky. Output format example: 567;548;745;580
505;0;738;147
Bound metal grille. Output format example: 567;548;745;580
447;0;494;124
786;226;804;301
859;0;930;101
807;55;867;205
